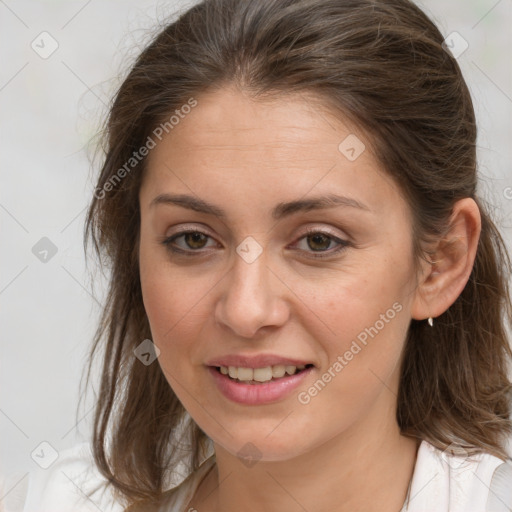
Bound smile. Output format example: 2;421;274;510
217;364;312;383
208;364;315;405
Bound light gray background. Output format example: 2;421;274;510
1;0;511;505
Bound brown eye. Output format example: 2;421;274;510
306;233;332;251
293;230;351;259
161;230;217;255
183;232;208;249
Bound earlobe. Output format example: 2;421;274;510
411;198;482;322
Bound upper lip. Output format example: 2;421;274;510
206;354;314;369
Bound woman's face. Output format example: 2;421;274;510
139;87;421;461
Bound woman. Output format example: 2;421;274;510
21;0;512;510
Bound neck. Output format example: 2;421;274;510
193;399;420;512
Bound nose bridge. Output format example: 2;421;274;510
215;241;288;338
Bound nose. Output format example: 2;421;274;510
214;246;290;339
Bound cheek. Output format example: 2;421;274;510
141;270;201;347
292;280;410;438
292;258;410;345
286;257;413;406
139;244;219;370
139;237;186;348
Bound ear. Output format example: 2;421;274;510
411;198;482;321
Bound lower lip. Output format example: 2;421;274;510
207;366;314;405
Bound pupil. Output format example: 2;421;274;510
186;232;207;249
308;234;329;251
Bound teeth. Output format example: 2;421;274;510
254;367;273;382
285;365;296;375
218;364;309;383
237;367;253;381
272;365;286;378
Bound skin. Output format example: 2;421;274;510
138;85;481;512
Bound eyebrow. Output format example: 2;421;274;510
149;193;371;220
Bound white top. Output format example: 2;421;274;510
2;439;511;512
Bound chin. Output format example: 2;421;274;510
207;423;315;463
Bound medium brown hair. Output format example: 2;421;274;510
83;0;512;508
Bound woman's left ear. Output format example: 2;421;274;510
411;198;482;322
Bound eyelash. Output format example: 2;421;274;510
160;228;350;259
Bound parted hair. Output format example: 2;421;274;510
83;0;512;508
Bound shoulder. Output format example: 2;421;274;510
21;442;124;512
406;439;512;512
18;442;215;512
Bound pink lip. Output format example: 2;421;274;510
205;354;314;369
207;366;314;405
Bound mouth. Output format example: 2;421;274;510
213;363;315;385
206;354;316;404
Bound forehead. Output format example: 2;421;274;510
146;87;353;164
141;86;405;217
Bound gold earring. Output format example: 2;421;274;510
428;317;434;327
